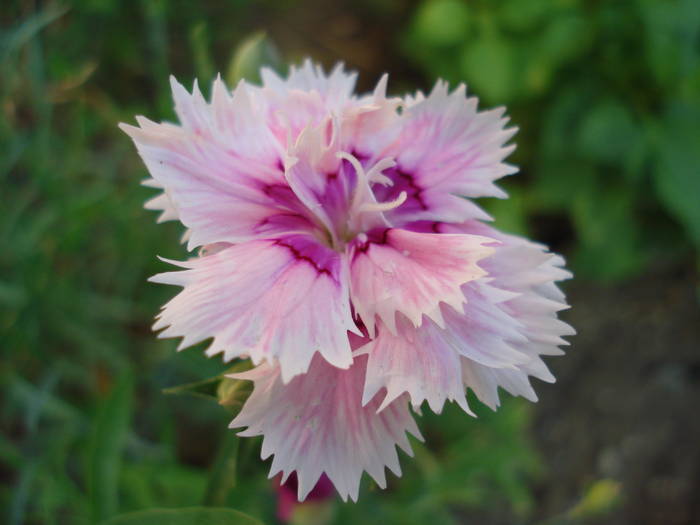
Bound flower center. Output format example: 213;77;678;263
333;151;406;248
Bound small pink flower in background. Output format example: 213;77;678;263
276;473;335;523
121;60;574;502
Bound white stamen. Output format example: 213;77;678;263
336;151;365;179
370;173;394;186
336;151;370;211
365;157;396;186
336;151;404;218
358;191;407;213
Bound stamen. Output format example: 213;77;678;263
337;151;365;182
365;157;396;186
337;151;370;212
369;173;394;186
358;191;407;213
337;151;398;213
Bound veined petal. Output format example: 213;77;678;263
120;77;317;249
261;59;358;110
346;74;402;154
283;119;400;243
229;354;422;502
372;167;494;225
142;179;179;224
283;117;350;242
150;235;358;382
460;357;539;409
445;221;573;408
257;88;330;148
357;315;470;414
367;81;517;226
349;228;495;336
400;219;574;410
357;286;530;415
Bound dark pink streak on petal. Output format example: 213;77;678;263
273;234;339;278
351;227;390;257
372;166;428;212
262;183;312;215
401;220;448;234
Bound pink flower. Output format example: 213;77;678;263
121;60;574;502
276;473;335;523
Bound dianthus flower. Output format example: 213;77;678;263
121;60;574;502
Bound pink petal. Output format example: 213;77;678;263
261;60;358;110
150;235;358;382
257;87;330;148
346;74;402;153
229;354;422;502
372;166;494;225
143;182;179;224
256;63;398;155
460;358;539;409
349;228;495;336
450;221;574;408
358;315;470;414
366;81;517;225
283;117;351;242
389;219;574;410
120;77;316;249
357;284;531;414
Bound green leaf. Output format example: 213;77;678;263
460;30;515;104
89;372;134;522
162;375;222;401
638;0;699;88
498;0;550;33
537;12;590;66
530;160;597;212
226;32;281;86
572;181;645;280
568;479;621;519
576;98;640;165
162;360;253;405
539;85;592;158
190;21;215;87
1;3;70;60
652;102;700;245
482;184;529;236
100;507;264;525
412;0;471;47
120;463;207;510
217;360;254;414
203;432;240;506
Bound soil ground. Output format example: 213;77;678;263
532;266;700;525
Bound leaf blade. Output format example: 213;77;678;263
100;507;264;525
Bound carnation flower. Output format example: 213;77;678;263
121;60;574;502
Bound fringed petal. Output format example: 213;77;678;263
367;81;517;225
150;235;358;382
230;354;422;502
349;228;495;336
120;77;316;249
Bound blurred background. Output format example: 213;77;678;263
2;0;699;524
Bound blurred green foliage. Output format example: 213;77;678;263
102;507;264;525
405;0;700;280
2;0;697;524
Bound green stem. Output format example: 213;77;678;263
203;431;240;506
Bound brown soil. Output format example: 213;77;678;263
532;267;700;525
